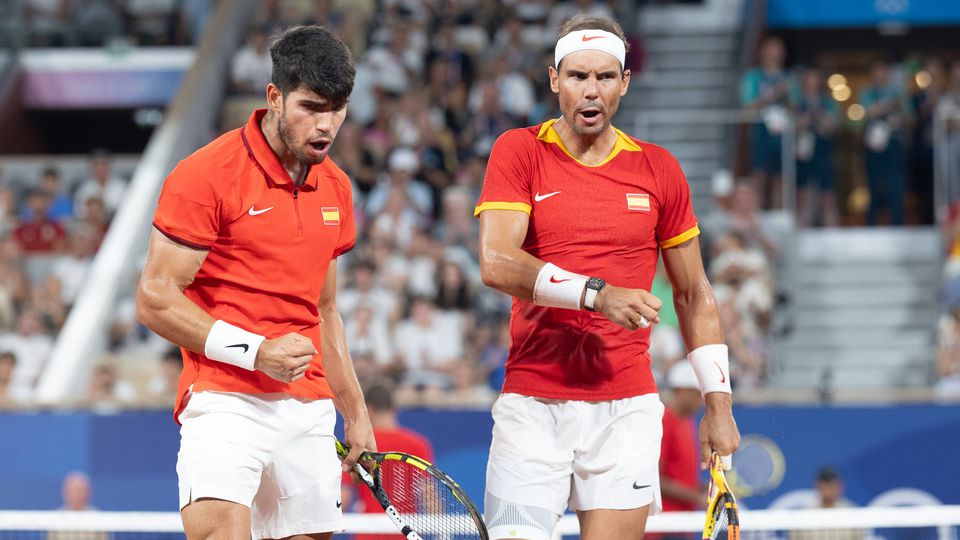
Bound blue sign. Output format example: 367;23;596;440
768;0;960;28
0;405;958;511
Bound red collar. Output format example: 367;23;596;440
241;109;319;191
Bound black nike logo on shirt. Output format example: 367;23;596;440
226;343;249;353
633;482;651;490
336;500;342;508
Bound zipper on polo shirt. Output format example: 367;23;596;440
293;188;303;235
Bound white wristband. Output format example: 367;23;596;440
533;262;588;310
204;320;266;371
688;344;732;397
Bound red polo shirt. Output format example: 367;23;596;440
152;109;355;419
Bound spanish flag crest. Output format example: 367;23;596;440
322;207;340;225
626;193;651;212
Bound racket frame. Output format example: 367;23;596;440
336;440;489;540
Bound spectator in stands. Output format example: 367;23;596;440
13;190;67;253
344;304;394;369
31;275;68;331
434;186;479;257
365;146;434;220
0;310;54;400
860;59;908;226
935;297;960;401
393;296;462;399
789;467;863;540
24;0;70;46
338;259;401;324
60;471;97;511
910;57;945;225
51;224;98;307
741;36;792;208
231;24;273;95
0;351;29;406
0;185;19;236
435;259;475;312
26;167;74;223
84;362;136;411
940;60;960;202
438;359;497;406
477;319;509;392
795;67;839;228
461;80;517;159
79;196;110;246
659;362;706;513
147;347;182;405
74;149;126;220
71;0;125;47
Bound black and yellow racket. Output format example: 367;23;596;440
336;439;489;540
703;452;741;540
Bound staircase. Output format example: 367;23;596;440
623;0;743;211
769;227;941;391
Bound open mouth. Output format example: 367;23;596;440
309;140;330;152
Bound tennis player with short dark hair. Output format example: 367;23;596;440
475;14;741;540
136;25;375;539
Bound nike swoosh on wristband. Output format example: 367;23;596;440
714;360;726;383
632;482;651;490
534;191;561;202
248;205;274;216
549;276;571;283
581;34;605;42
226;343;249;354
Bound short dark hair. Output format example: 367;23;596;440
270;25;356;107
364;381;395;412
817;466;840;482
555;15;629;72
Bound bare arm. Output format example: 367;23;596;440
318;260;376;470
662;237;740;465
137;228;317;383
478;210;661;328
136;228;215;352
477;209;541;300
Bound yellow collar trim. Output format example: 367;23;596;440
536;118;642;167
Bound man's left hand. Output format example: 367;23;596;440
698;393;740;470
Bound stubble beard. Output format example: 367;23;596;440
278;108;325;166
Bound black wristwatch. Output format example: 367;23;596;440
584;277;606;311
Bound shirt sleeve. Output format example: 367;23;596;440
153;161;220;249
652;148;700;249
474;129;534;216
333;176;356;258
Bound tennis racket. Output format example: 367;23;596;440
336;439;489;540
703;452;741;540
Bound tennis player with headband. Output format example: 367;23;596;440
475;14;740;540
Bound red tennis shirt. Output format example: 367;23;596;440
152;109;355;419
475;119;699;400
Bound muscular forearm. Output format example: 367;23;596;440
136;281;216;354
673;281;725;352
479;244;545;302
320;304;367;424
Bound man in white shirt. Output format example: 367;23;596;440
73;149;126;219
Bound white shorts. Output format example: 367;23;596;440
177;390;343;539
485;393;664;540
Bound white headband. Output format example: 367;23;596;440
554;29;626;69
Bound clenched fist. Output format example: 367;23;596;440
594;285;662;331
254;332;317;383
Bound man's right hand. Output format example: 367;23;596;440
254;332;317;382
594;285;662;331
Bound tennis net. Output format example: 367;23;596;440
0;506;958;539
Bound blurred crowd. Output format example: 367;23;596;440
1;0;790;409
16;0;213;48
742;36;960;228
0;151;126;407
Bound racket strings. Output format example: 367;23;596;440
379;460;481;537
